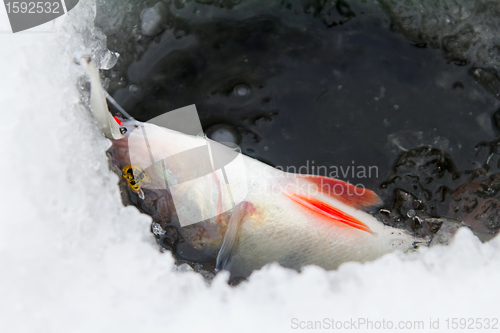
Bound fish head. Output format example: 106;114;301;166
113;120;206;177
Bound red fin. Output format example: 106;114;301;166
298;175;381;209
284;192;374;234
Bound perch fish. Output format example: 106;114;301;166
81;58;415;279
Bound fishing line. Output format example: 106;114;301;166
103;89;136;122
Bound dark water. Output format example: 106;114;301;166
99;0;500;244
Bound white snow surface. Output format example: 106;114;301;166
0;1;499;332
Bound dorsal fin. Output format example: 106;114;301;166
284;192;375;235
297;175;381;209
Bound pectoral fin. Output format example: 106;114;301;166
216;201;252;272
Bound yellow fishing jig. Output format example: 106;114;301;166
122;165;150;192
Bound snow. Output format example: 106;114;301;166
0;1;499;332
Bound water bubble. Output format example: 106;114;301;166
234;84;250;97
100;50;119;70
407;209;416;218
206;124;241;146
140;3;166;37
129;84;140;94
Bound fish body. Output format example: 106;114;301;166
82;58;415;279
112;120;414;278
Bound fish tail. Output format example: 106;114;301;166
79;57;124;140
